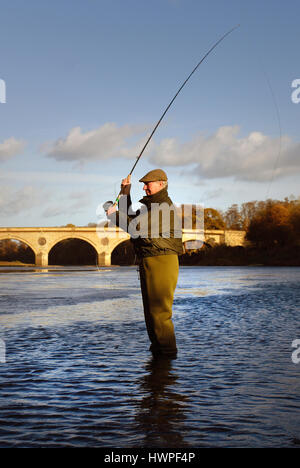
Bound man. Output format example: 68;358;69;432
106;169;183;358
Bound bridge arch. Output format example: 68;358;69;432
47;234;99;253
48;236;99;265
0;235;37;255
109;234;130;252
183;236;205;250
111;238;135;265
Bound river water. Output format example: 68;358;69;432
0;265;299;448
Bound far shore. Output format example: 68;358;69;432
1;245;300;268
0;261;35;266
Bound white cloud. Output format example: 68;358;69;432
0;137;26;161
41;122;300;183
149;126;299;182
43;122;148;162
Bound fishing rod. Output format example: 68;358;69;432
112;24;240;208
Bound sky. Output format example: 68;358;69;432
0;0;300;227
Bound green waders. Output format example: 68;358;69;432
139;254;179;357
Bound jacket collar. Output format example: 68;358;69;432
139;187;169;207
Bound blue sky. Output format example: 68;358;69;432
0;0;300;226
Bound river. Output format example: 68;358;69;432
0;265;299;448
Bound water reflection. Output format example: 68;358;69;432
134;356;189;448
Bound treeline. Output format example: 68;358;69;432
208;196;300;247
180;196;300;266
179;196;300;233
246;197;300;248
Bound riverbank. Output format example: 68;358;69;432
0;261;35;266
2;244;300;268
179;245;300;266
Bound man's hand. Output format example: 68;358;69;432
105;175;131;217
107;203;117;216
103;200;117;216
120;174;131;196
121;175;131;186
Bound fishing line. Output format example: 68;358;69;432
214;57;283;218
261;68;283;200
111;24;240;208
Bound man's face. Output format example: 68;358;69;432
143;180;164;196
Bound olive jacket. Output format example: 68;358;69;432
108;185;183;259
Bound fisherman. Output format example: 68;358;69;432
105;169;183;358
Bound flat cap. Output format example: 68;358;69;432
139;168;168;183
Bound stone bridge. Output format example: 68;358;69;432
0;226;246;266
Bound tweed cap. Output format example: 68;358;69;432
139;169;168;183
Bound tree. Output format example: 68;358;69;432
289;203;300;240
224;204;242;230
240;201;259;230
204;208;226;230
177;204;203;229
246;203;293;247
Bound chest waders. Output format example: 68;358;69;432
139;254;179;357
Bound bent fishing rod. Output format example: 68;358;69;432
112;24;240;208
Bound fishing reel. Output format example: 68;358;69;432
103;201;114;213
